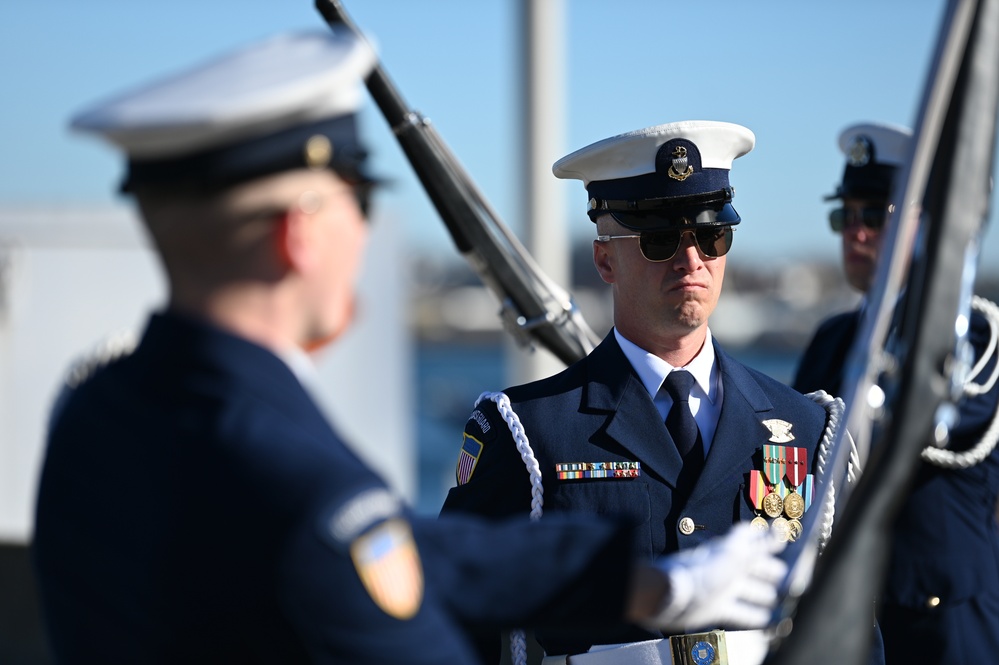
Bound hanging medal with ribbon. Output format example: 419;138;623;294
783;446;807;521
770;515;790;543
786;517;803;543
747;470;770;531
761;444;786;518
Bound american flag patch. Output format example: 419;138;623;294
350;519;424;620
556;461;641;480
456;434;484;485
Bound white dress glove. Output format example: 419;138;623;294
645;523;788;633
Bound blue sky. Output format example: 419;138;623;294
3;0;996;271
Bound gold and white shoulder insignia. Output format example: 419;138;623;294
761;419;795;443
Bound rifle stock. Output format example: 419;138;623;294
766;0;999;662
315;0;600;366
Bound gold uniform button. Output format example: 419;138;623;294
926;596;941;608
678;517;696;536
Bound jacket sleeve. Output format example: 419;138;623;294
414;512;633;629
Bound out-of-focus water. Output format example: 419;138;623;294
413;340;800;515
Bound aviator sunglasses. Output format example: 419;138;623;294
828;204;892;233
596;226;734;262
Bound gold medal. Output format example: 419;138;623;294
750;515;769;532
771;516;790;543
783;491;805;520
762;491;784;518
786;518;803;542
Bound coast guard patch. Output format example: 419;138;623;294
456;434;484;485
468;409;492;437
350;518;423;620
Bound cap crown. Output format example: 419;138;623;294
553;120;754;187
553;120;755;230
829;122;912;201
70;29;378;191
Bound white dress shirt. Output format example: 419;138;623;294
614;327;724;454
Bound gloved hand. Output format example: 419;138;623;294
644;523;787;632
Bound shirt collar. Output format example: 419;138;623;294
276;344;322;392
613;327;717;402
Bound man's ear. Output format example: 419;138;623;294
274;206;316;273
593;239;616;284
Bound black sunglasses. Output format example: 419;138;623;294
828;205;889;233
596;226;734;262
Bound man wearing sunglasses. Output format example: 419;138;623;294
442;121;853;665
792;122;999;665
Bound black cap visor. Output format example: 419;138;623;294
609;201;741;232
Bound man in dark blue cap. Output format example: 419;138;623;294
792;122;999;665
441;121;862;665
31;30;790;665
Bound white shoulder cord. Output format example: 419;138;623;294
921;295;999;469
475;391;542;665
63;329;138;388
476;391;545;521
49;329;139;428
805;390;858;550
804;297;999;542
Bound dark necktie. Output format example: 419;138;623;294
663;371;704;494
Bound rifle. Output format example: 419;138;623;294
766;0;999;662
315;0;600;367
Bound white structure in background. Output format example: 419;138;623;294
508;0;571;385
0;204;412;545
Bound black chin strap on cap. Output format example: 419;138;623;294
588;186;735;217
590;188;741;231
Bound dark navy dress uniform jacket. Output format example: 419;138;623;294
794;308;999;665
33;312;637;665
442;332;835;658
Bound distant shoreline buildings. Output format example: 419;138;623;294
409;241;999;354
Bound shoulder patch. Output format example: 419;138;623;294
456;433;484;486
350;518;424;620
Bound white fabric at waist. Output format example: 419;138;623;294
539;630;769;665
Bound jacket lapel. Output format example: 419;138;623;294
584;333;683;488
688;341;775;502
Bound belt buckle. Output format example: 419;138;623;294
668;630;728;665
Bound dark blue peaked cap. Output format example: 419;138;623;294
825;122;912;201
120;115;370;193
553;121;755;232
69;29;378;192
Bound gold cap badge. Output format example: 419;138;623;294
304;134;333;169
667;145;694;181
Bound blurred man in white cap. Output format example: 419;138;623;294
31;28;791;665
792;122;999;664
441;121;861;665
794;122;914;392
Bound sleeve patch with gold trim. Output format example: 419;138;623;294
350;518;424;620
456;433;484;486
